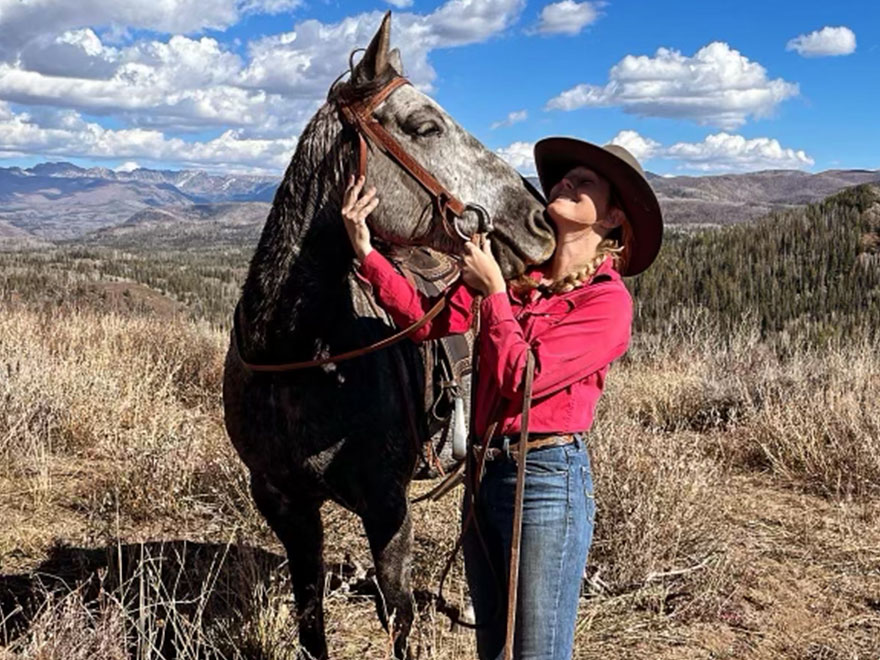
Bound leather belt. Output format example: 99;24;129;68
475;432;577;462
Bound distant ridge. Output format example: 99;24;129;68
0;162;278;240
75;201;272;250
528;168;880;227
5;161;277;202
0;218;49;249
0;161;877;244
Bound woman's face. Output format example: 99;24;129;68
546;165;614;230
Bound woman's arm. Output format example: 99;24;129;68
478;282;632;403
342;174;499;343
355;250;475;342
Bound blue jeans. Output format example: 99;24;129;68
461;433;596;660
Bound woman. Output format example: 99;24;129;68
343;137;663;659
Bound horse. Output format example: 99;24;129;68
222;12;555;659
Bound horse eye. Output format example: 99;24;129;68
402;113;444;138
414;121;442;137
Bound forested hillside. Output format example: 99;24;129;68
629;184;880;350
3;184;878;351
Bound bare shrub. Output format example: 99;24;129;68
585;416;731;614
0;305;250;523
726;335;880;498
617;305;765;435
617;305;880;499
8;587;127;660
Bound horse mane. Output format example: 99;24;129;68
238;56;408;355
238;59;379;352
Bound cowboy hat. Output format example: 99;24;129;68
533;137;663;277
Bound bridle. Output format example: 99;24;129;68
336;74;493;243
234;71;491;373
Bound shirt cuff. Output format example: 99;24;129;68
480;290;515;327
356;249;392;283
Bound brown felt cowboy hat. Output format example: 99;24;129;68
534;137;663;277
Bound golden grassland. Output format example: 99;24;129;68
1;286;878;659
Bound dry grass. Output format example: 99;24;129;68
1;298;879;658
614;305;880;498
0;303;247;525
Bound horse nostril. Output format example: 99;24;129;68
529;208;556;260
530;207;552;237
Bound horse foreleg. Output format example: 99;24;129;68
251;476;328;660
363;492;415;660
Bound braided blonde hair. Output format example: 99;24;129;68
510;187;633;296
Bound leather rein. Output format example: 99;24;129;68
234;73;490;373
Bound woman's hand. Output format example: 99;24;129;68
461;234;506;296
342;174;378;261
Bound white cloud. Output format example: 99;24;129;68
608;129;661;161
664;132;814;171
0;0;299;61
383;0;414;7
495;141;536;175
786;26;856;57
490;109;527;129
535;1;601;36
416;0;524;46
115;160;141;172
239;0;302;14
0;58;312;135
0;0;525;136
0;30;304;134
545;42;799;129
0;102;297;174
18;29;121;79
0;0;529;172
496;130;814;176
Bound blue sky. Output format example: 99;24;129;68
0;0;876;176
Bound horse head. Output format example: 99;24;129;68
329;12;555;277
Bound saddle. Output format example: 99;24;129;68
383;245;474;480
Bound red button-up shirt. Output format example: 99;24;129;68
355;249;632;438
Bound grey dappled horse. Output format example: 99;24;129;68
222;14;554;659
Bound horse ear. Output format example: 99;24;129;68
388;48;404;76
354;11;392;84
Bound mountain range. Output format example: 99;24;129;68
0;161;275;242
0;161;878;247
643;169;880;227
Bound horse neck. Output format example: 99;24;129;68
240;112;360;358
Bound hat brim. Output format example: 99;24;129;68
534;136;663;277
